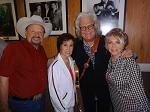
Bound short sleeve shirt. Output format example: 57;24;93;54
0;39;48;98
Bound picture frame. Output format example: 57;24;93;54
25;0;67;35
81;0;125;35
0;0;19;40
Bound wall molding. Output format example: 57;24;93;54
139;64;150;72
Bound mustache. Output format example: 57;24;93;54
32;36;40;38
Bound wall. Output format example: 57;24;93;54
15;0;150;64
125;0;150;63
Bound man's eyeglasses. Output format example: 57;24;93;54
80;24;95;31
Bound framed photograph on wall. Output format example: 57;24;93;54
25;0;67;35
0;0;19;40
81;0;125;35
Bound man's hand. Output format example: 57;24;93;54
121;49;133;58
33;93;42;101
47;56;56;67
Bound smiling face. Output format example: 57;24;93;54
106;36;125;58
25;24;45;49
60;40;74;59
105;28;128;60
79;16;96;42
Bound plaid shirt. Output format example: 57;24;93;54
106;57;150;112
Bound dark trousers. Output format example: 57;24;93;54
81;87;111;112
9;96;45;112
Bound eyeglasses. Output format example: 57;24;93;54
80;24;95;31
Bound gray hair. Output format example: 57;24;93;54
75;11;101;37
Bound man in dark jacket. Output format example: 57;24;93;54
72;11;132;112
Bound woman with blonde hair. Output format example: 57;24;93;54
105;28;150;112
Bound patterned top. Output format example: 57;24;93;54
106;57;150;112
83;40;95;68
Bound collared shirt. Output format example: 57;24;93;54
0;39;48;98
83;41;95;68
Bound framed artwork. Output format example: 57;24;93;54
0;0;19;40
25;0;67;35
81;0;125;35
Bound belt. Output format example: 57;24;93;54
10;93;43;101
10;96;33;101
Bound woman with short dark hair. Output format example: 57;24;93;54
48;33;75;112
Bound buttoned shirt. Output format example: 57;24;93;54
0;39;48;98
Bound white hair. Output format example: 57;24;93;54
75;11;101;37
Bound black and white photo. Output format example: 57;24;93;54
0;0;18;40
25;0;67;35
82;0;125;35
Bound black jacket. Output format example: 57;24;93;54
72;36;111;100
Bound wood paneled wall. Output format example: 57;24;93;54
15;0;150;63
125;0;150;63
